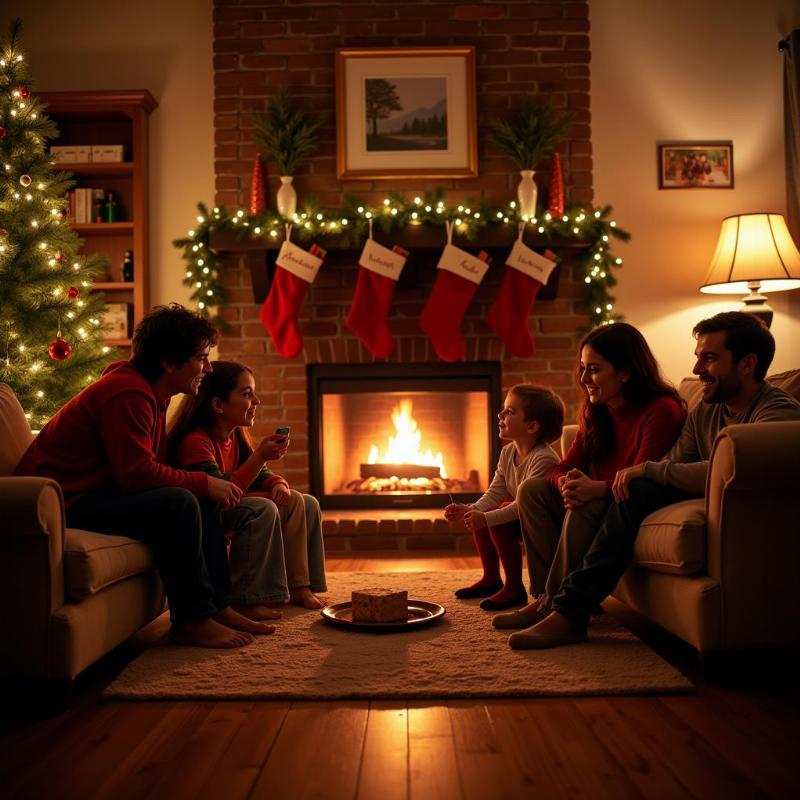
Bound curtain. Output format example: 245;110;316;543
783;30;800;244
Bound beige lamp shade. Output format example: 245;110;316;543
700;213;800;294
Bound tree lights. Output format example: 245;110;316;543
0;20;113;427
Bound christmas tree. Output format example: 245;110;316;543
0;20;113;428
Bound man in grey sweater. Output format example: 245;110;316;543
508;311;800;649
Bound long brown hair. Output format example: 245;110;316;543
577;323;683;462
167;360;256;466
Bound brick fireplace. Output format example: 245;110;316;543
211;0;592;548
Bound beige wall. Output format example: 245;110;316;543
11;1;800;381
591;0;800;382
6;0;214;310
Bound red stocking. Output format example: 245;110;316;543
420;245;490;362
260;266;310;359
346;269;398;358
486;268;543;358
420;270;475;362
487;247;556;358
454;527;502;599
487;521;525;601
346;239;407;358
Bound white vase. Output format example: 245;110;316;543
276;175;297;219
517;169;538;218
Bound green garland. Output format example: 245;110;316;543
173;191;630;330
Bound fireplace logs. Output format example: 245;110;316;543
346;469;480;494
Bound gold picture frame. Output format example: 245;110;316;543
335;46;478;180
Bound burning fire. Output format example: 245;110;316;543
367;399;448;478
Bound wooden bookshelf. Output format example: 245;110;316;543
39;90;157;347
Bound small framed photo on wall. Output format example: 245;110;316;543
657;141;734;189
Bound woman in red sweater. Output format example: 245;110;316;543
168;362;326;621
493;322;685;630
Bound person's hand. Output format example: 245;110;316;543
444;502;469;522
611;463;647;503
463;508;488;532
559;468;603;510
269;483;291;507
256;434;289;462
207;475;243;511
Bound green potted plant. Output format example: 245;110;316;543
489;98;573;217
252;87;324;218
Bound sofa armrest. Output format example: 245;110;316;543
560;424;578;460
705;421;800;649
0;477;67;678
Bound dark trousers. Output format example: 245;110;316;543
66;487;231;624
551;479;695;628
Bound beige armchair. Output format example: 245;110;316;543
0;384;165;706
560;369;800;660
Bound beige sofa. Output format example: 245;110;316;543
0;384;165;704
561;369;800;660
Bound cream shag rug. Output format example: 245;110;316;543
104;570;692;700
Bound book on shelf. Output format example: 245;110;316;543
49;144;124;163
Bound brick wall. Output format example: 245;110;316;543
212;0;592;492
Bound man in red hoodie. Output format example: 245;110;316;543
14;304;273;648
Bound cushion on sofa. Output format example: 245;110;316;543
0;384;35;477
631;498;706;576
679;367;800;411
64;529;156;602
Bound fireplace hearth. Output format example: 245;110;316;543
309;363;502;509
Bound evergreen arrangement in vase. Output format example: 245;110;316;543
251;88;323;218
488;97;573;171
489;98;573;217
0;19;113;427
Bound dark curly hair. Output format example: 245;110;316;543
577;323;683;462
693;311;775;381
130;303;218;383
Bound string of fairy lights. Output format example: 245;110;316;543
1;28;113;427
174;192;630;328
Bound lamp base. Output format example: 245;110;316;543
741;281;773;328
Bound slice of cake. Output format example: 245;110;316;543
351;589;408;623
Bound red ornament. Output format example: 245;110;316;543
67;287;80;298
48;338;72;361
19;87;30;100
250;155;266;215
54;251;64;262
0;126;5;140
548;152;565;217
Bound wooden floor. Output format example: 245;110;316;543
2;555;799;800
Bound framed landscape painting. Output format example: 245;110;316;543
658;141;734;189
335;46;477;180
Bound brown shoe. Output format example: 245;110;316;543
492;605;549;630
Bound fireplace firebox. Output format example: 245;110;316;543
308;363;502;509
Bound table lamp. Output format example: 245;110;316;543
700;212;800;327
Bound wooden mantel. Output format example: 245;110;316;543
209;225;587;303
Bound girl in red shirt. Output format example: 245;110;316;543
169;362;326;620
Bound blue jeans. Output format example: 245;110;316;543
66;487;230;624
551;479;695;628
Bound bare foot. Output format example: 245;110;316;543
289;586;326;609
232;603;283;621
169;618;253;649
215;606;276;635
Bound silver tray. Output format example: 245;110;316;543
320;599;446;632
